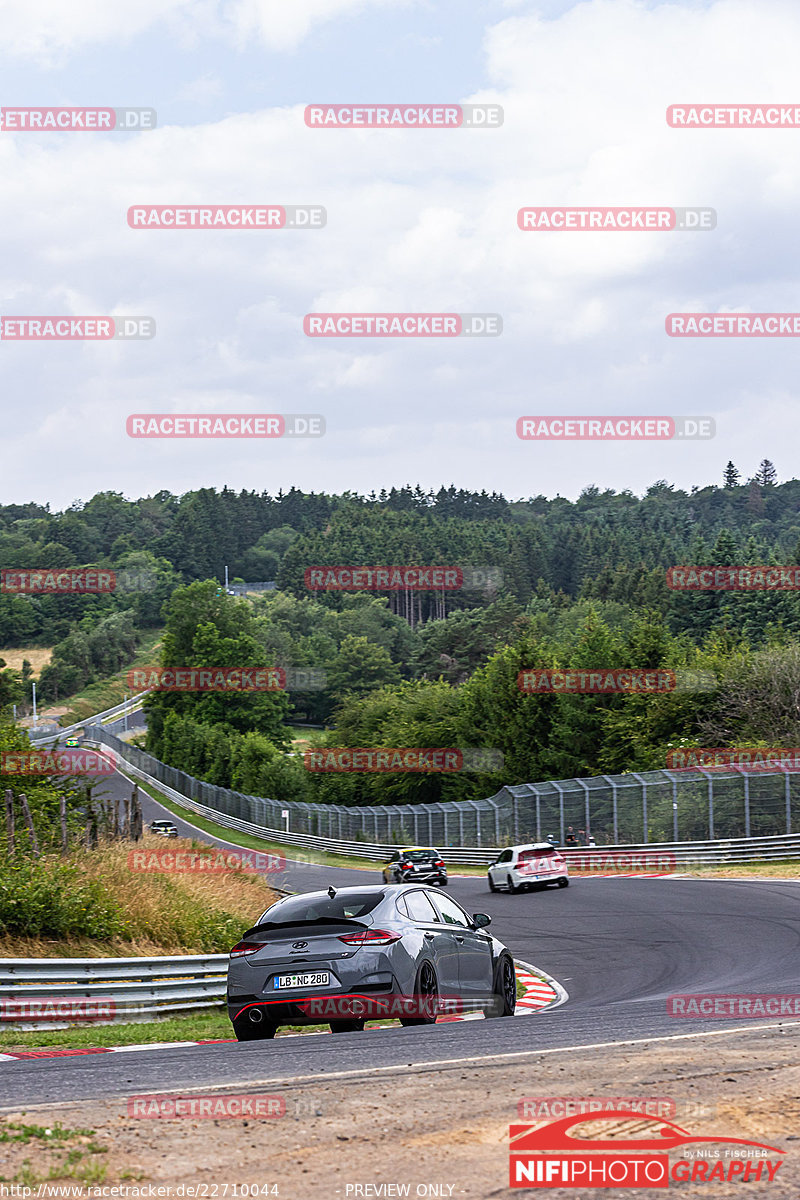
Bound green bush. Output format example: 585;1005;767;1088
0;860;123;939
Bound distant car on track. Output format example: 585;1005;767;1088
148;819;179;838
64;736;80;747
488;843;569;894
227;883;516;1040
382;847;447;886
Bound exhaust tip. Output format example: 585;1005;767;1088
248;1007;264;1024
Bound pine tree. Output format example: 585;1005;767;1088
723;462;740;488
754;459;777;487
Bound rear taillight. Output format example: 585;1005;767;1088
229;941;261;957
434;860;444;868
338;929;402;946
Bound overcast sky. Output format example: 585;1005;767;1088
0;0;796;508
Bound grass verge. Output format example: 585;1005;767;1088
681;860;800;877
129;776;492;876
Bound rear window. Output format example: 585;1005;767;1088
257;892;384;925
401;849;438;862
518;847;559;862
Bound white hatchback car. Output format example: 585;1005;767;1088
488;843;569;894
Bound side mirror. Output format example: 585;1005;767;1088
472;913;492;929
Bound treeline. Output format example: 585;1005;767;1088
141;577;800;807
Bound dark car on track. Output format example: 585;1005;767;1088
381;847;447;886
227;884;516;1040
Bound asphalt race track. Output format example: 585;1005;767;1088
2;760;800;1108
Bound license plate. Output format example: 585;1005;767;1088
273;971;330;990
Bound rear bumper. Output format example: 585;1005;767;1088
514;869;567;883
228;985;404;1026
396;870;447;883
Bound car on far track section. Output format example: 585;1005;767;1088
381;847;447;886
488;843;569;894
227;883;516;1040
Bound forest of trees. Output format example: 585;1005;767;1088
4;465;800;806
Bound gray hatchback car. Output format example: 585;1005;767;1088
227;884;516;1040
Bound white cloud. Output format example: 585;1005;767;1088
3;0;800;503
0;0;411;62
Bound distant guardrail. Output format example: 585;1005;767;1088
27;692;150;745
0;954;227;1029
86;738;800;868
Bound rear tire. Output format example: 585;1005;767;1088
399;960;439;1026
557;877;569;888
488;874;497;892
486;955;516;1018
329;1019;366;1033
232;1013;277;1042
507;874;519;894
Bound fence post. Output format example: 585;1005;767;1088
552;782;565;844
18;794;39;857
743;771;750;838
600;776;618;843
672;777;679;842
131;785;143;840
59;794;68;855
578;779;591;841
787;771;792;835
513;792;519;843
628;774;650;845
4;789;14;857
705;770;714;840
534;788;541;842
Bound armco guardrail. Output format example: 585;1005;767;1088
87;737;800;867
28;691;149;745
0;954;228;1029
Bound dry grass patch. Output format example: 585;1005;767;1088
0;836;278;957
0;647;52;676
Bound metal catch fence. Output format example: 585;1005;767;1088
88;727;800;848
